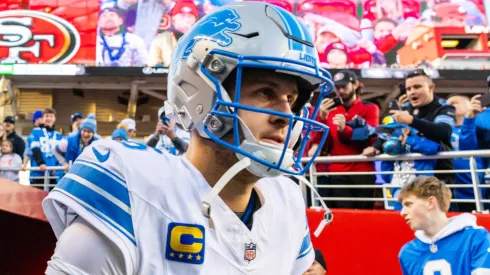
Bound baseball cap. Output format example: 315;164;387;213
4;116;15;124
71;112;83;123
375;116;408;134
171;0;199;18
332;70;357;86
406;68;431;80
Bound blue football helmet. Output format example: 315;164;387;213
164;2;334;177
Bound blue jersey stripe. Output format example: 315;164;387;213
69;162;130;207
53;189;137;246
297;227;312;259
57;177;134;239
299;229;312;254
75;159;126;184
297;245;312;259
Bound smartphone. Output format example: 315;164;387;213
398;82;406;95
331;96;343;108
389;100;401;111
161;116;171;126
480;93;490;107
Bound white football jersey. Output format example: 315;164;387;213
43;139;314;274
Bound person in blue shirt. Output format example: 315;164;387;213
54;114;99;172
398;176;490;275
376;116;442;210
475;100;490;151
447;94;486;212
69;113;83;137
146;108;190;155
30;108;63;189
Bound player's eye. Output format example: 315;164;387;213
256;88;275;101
287;94;298;105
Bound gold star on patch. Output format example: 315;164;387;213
188;254;193;260
196;255;201;261
169;252;175;257
179;253;184;259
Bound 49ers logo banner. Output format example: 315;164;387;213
0;10;80;64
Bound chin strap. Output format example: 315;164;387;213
201;157;252;219
292;174;333;238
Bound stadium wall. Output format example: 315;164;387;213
306;209;490;275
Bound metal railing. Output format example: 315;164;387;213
302;150;490;212
4;150;490;212
1;165;67;191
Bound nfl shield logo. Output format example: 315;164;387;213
244;241;257;263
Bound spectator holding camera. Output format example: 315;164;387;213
374;69;456;185
308;70;380;209
146;109;190;156
446;94;486;212
475;78;490;190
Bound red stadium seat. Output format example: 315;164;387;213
50;3;99;20
245;0;295;13
297;0;358;17
362;0;421;21
71;11;99;32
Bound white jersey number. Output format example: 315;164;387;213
39;137;58;156
424;259;452;275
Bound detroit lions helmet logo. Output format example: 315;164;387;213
179;8;242;59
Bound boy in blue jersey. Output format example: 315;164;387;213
30;108;64;189
398;176;490;275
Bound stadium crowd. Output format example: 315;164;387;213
0;69;489;214
304;68;490;212
0;107;190;189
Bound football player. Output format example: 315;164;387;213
43;2;333;274
398;176;490;274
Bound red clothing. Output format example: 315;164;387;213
374;33;399;54
310;98;379;173
347;46;372;66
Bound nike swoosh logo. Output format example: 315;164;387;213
92;147;110;163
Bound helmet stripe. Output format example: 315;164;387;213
269;5;293;50
270;5;315;54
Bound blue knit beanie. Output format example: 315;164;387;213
80;113;97;133
112;128;128;141
32;110;43;124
